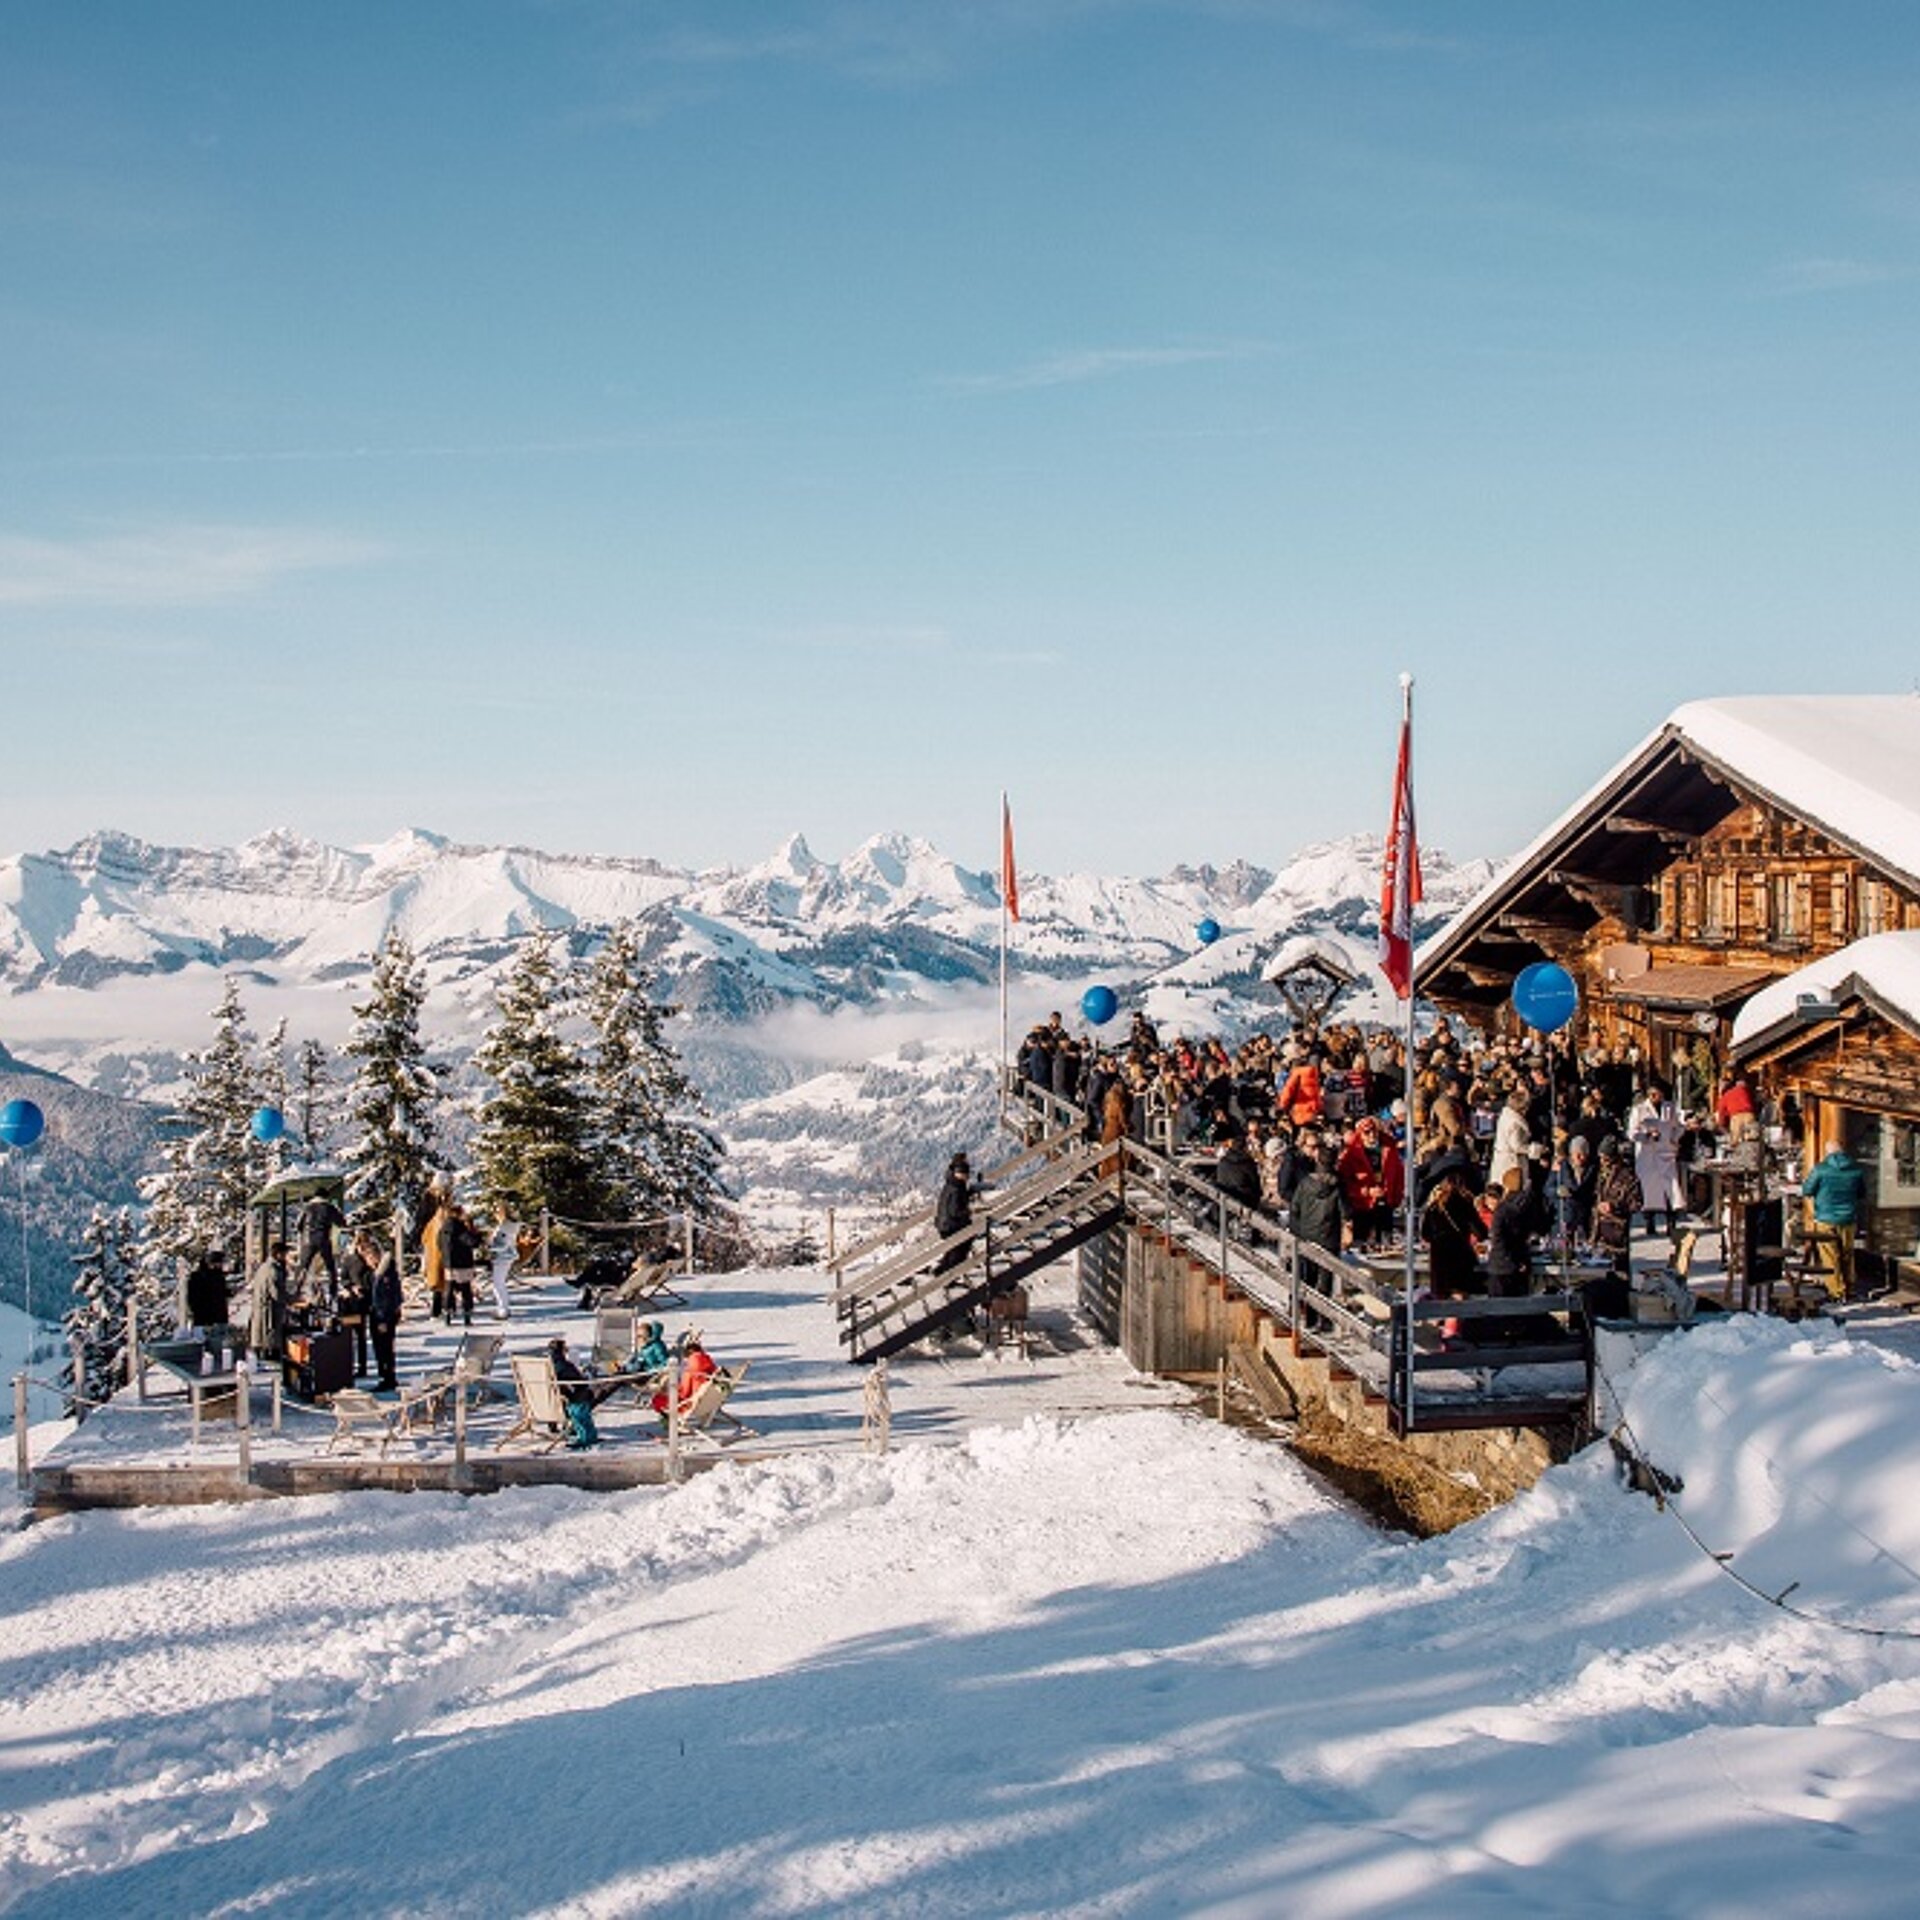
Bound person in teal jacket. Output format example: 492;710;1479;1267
1801;1146;1868;1300
630;1321;671;1376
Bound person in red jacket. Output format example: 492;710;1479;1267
652;1336;719;1419
1335;1113;1405;1248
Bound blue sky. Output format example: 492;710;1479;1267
3;1;1916;879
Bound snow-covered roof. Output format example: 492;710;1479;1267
1673;695;1920;888
1422;694;1920;983
1730;931;1920;1055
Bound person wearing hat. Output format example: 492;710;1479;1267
1591;1136;1642;1277
185;1246;233;1331
934;1152;976;1274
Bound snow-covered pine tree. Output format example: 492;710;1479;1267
584;921;729;1224
136;979;269;1305
472;927;606;1227
258;1016;292;1176
62;1206;167;1416
293;1037;336;1160
63;1209;121;1415
341;934;445;1225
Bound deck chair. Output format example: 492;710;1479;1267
668;1361;757;1442
393;1372;457;1437
452;1329;506;1405
327;1388;397;1455
615;1257;688;1311
496;1354;571;1453
592;1306;637;1373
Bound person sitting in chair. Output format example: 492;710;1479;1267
651;1334;719;1420
547;1337;600;1449
630;1320;671;1378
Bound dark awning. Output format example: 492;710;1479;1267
1608;965;1773;1013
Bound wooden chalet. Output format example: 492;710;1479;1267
1421;695;1920;1262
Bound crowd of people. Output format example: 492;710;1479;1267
1015;1006;1799;1307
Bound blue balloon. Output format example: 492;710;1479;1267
1081;985;1119;1026
1196;918;1221;946
0;1098;45;1148
1512;961;1579;1034
250;1105;286;1144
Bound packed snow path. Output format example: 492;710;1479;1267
6;1318;1920;1915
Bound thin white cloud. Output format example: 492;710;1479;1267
777;623;953;655
938;343;1268;395
0;524;383;609
1771;255;1900;295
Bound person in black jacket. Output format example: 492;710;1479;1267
1486;1169;1540;1298
1289;1146;1345;1255
1212;1130;1265;1214
441;1202;479;1327
933;1153;975;1274
362;1229;403;1391
185;1247;232;1330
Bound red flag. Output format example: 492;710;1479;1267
1001;795;1020;922
1379;697;1422;998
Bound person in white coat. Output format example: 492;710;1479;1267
486;1207;521;1320
1628;1077;1686;1237
1488;1089;1532;1191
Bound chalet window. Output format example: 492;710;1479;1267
1680;872;1700;934
1769;874;1811;946
1701;873;1727;939
1829;875;1850;940
1860;877;1890;937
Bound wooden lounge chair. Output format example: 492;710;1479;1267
327;1388;397;1455
591;1306;637;1373
452;1329;506;1405
614;1257;688;1311
497;1353;571;1453
666;1360;757;1442
985;1285;1031;1358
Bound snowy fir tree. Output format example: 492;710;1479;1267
62;1207;164;1416
584;921;729;1223
472;927;605;1226
136;979;271;1292
257;1016;292;1176
293;1037;337;1160
341;934;444;1225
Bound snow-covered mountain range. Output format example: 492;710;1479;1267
0;823;1487;1022
0;824;1491;1278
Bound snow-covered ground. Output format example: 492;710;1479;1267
7;1304;1920;1914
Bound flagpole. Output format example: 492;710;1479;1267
1399;675;1418;1439
999;791;1011;1106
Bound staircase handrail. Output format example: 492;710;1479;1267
841;1161;1123;1350
832;1138;1112;1311
826;1127;1085;1279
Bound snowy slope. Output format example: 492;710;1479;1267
5;1311;1920;1914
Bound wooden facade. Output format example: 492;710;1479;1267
1422;727;1920;1090
1421;708;1920;1265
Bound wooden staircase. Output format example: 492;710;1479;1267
832;1137;1124;1364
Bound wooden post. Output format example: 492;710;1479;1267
126;1296;140;1391
683;1212;694;1274
69;1333;86;1425
13;1374;28;1490
540;1209;551;1276
1216;1356;1227;1423
454;1374;468;1474
667;1363;683;1483
236;1360;252;1484
826;1207;837;1264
